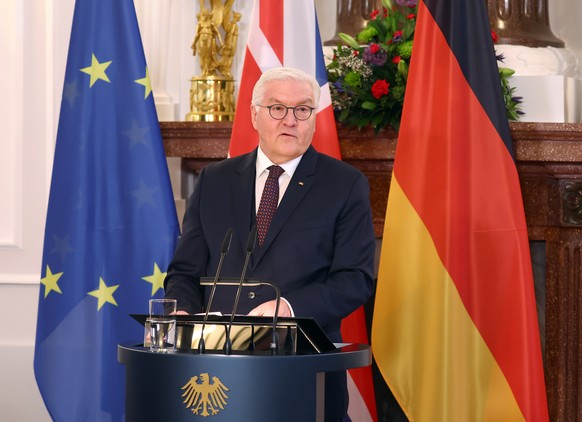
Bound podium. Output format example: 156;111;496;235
118;316;371;421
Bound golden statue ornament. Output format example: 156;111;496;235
187;0;239;122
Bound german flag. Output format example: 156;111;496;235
371;0;549;420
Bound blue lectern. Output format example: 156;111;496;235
118;316;371;421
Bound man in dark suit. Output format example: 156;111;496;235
164;67;375;421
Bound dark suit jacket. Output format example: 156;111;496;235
164;145;375;419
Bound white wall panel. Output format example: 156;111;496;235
0;0;63;420
0;284;50;421
0;1;23;250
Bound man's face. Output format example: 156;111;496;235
250;79;317;164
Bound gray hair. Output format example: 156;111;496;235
251;67;321;107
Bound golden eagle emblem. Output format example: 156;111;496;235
181;373;229;417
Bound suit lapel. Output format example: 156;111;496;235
233;150;258;253
252;146;319;266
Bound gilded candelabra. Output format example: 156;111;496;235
186;0;241;122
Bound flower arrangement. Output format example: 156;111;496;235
326;0;523;132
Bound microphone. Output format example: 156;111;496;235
224;226;257;355
198;228;233;354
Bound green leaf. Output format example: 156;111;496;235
327;61;339;71
360;114;372;125
338;33;360;49
397;60;408;79
499;67;515;77
359;28;379;43
362;101;377;110
367;20;387;40
381;0;393;10
372;113;385;126
339;109;350;121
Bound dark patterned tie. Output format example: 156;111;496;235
256;165;284;246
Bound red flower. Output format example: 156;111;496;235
353;50;360;56
392;56;401;64
383;7;388;18
394;30;402;38
370;9;380;19
491;30;498;43
407;13;416;19
371;80;390;99
369;43;380;53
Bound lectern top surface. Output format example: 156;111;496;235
131;314;336;354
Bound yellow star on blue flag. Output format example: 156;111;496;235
40;265;64;298
80;54;112;87
135;67;153;99
142;263;167;296
88;277;120;310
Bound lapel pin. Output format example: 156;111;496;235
298;182;304;186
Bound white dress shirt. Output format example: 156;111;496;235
254;146;303;316
255;146;302;213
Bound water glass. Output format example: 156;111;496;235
148;298;177;353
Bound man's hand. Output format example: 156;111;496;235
247;300;291;317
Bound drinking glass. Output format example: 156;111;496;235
148;298;177;353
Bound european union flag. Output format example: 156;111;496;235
33;0;180;420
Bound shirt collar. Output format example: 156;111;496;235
256;146;302;178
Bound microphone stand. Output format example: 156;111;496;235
200;278;282;354
256;280;281;354
224;226;257;355
198;228;233;354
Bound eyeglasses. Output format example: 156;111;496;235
254;104;316;121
